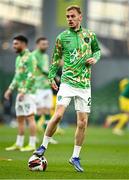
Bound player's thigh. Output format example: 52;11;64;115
43;107;51;115
53;103;69;120
36;107;46;115
36;108;43;115
16;115;25;125
26;114;35;124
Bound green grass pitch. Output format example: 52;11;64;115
0;125;129;179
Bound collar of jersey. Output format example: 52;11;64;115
69;26;82;33
20;49;29;56
36;49;45;54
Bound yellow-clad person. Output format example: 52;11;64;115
104;78;129;135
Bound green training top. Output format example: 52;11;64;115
32;49;50;89
48;26;101;89
9;49;37;94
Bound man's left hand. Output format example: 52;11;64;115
86;58;97;65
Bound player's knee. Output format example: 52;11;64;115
77;118;87;129
27;116;36;126
30;121;36;128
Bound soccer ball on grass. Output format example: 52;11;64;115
28;155;47;171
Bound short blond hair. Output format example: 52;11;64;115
66;5;82;14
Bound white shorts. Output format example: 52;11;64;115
35;89;53;109
57;83;91;113
15;94;36;116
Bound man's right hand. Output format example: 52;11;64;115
51;80;58;91
4;89;12;100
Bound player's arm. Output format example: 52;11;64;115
48;36;62;90
87;33;101;65
8;74;18;91
38;54;49;76
4;62;18;100
55;61;63;83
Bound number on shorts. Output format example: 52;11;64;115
88;97;91;106
25;104;30;112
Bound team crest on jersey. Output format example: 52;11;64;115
58;96;62;101
84;37;90;43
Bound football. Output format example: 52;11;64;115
28;155;48;171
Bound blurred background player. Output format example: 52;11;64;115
4;35;37;151
32;37;58;144
104;78;129;135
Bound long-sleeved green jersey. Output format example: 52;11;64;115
48;26;101;89
32;49;50;89
9;49;37;94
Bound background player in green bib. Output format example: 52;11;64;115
34;5;101;172
33;37;58;144
4;35;37;152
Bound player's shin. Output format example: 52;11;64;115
73;112;88;158
27;114;37;147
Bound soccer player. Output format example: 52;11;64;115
104;78;129;135
33;37;57;144
4;35;37;152
33;5;101;172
